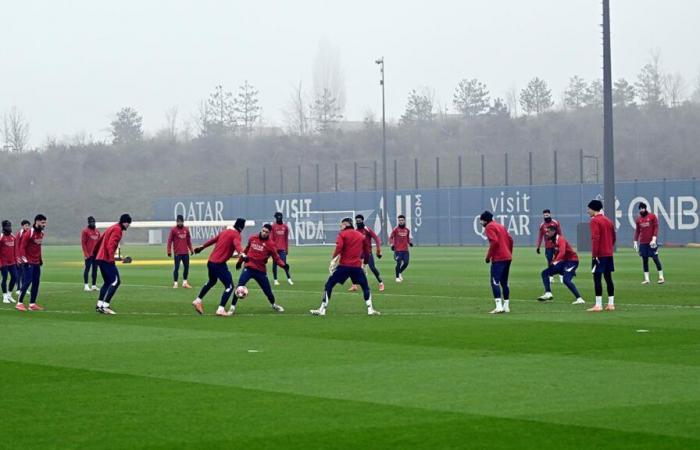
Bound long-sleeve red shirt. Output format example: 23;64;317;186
201;229;243;264
389;226;411;251
485;221;513;262
81;227;101;258
634;213;659;244
239;234;285;273
552;235;578;264
359;226;382;256
537;220;562;249
0;233;18;266
96;223;123;263
167;226;193;255
15;230;27;264
590;214;616;258
19;228;44;265
333;228;369;268
271;223;290;252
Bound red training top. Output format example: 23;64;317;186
239;234;285;273
20;228;44;265
96;223;123;263
552;235;578;264
590;214;616;258
271;222;290;252
81;227;101;258
333;228;369;268
0;233;18;266
634;213;659;245
359;226;382;256
201;229;243;264
389;226;411;252
537;219;562;249
167;226;193;255
485;221;513;263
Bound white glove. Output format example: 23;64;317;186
329;255;340;274
633;241;638;251
650;237;657;249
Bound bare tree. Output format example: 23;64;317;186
163;106;179;143
2;106;31;152
663;72;687;107
313;38;346;116
284;81;310;136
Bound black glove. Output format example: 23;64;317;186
591;257;598;268
194;247;203;254
536;247;541;254
235;260;243;270
409;242;414;247
376;253;382;259
391;245;395;252
283;263;290;271
485;257;490;264
241;255;249;262
123;256;133;264
167;253;172;257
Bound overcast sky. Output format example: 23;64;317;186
1;0;699;146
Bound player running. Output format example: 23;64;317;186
536;209;563;283
390;214;413;282
232;224;289;315
81;216;101;292
1;221;19;304
94;214;132;314
587;200;616;312
633;202;665;285
16;214;47;311
192;218;247;317
480;211;513;314
271;212;293;286
349;214;384;292
14;219;30;296
310;217;380;316
537;225;585;305
167;214;194;289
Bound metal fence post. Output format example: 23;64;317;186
354;161;358;192
393;159;398;190
373;160;378;191
414;158;418;189
280;166;284;194
579;148;584;184
458;155;463;187
262;167;267;195
529;151;533;185
436;157;440;188
554;150;558;185
504;153;509;186
297;165;301;193
481;154;485;187
315;164;320;193
246;167;250;195
334;162;338;191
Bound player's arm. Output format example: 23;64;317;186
166;229;174;256
508;233;514;253
536;225;543;253
552;237;565;265
633;218;640;250
81;230;90;258
485;226;498;262
369;228;382;256
186;229;194;254
236;241;251;269
271;245;287;269
18;232;29;263
107;231;122;256
195;233;219;253
408;229;413;247
590;221;600;258
332;233;344;258
389;228;395;246
650;215;659;247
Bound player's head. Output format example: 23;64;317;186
587;200;603;217
398;215;406;227
545;225;558;240
1;220;11;234
87;216;96;229
33;214;47;231
355;214;365;228
543;209;552;222
638;202;648;216
119;213;132;230
21;219;30;230
176;214;184;228
274;212;283;224
340;217;353;230
260;223;272;239
479;211;493;227
234;218;246;232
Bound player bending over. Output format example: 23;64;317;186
349;214;384;292
271;212;293;286
167;214;194;288
192;218;247;317
390;215;412;282
587;200;616;312
537;225;585;305
94;214;132;314
633;202;665;285
232;224;289;315
311;217;380;316
480;211;513;314
536;209;563;284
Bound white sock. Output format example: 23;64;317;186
608;296;614;305
658;270;664;279
365;298;373;309
577;297;584;302
103;302;110;309
494;298;503;309
503;299;510;309
97;300;104;308
644;272;650;282
595;296;602;308
85;284;89;289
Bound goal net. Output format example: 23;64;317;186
293;210;355;246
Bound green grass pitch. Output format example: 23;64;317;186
1;245;699;449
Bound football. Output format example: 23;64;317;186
235;286;248;299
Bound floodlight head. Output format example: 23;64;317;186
375;57;383;65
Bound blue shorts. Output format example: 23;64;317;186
490;260;511;285
638;244;659;258
593;256;615;273
547;260;579;277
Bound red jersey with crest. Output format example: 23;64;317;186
590;214;616;258
390;226;411;251
20;228;44;265
240;234;285;273
485;221;513;262
81;227;101;258
634;213;659;244
271;223;290;252
202;229;243;264
167;226;193;255
537;219;562;249
333;228;370;268
0;233;18;266
359;226;381;255
552;235;578;264
95;223;123;263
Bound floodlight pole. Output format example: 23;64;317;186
376;57;389;239
602;0;615;214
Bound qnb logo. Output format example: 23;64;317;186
626;196;699;231
375;194;423;235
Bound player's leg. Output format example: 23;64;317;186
545;248;555;282
400;252;410;277
350;268;379;315
89;257;98;289
538;266;554;300
173;254;181;287
216;264;235;315
641;244;651;284
197;263;218;299
651;249;664;283
83;257;91;290
604;270;615;310
28;264;42;309
312;268;350;315
489;262;505;313
230;267;253;311
97;261;110;310
562;262;584;304
1;266;10;303
272;256;279;283
368;253;383;284
182;254;190;287
257;271;283;312
4;265;18;303
588;270;604;312
17;264;34;306
394;252;402;281
500;261;511;312
102;264;121;313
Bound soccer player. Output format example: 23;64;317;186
81;216;101;292
536;209;563;283
537;225;585;305
389;214;413;282
271;212;293;286
167;214;194;288
1;220;19;304
633;202;665;285
16;214;47;311
94;214;132;314
14;219;30;295
587;200;616;312
232;224;289;314
192;218;247;317
349;214;384;292
310;217;380;316
479;211;513;314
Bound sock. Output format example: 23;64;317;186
608;296;614;305
494;298;503;309
365;298;373;309
658;270;664;279
595;296;602;308
503;299;510;309
97;300;104;308
85;284;89;289
644;272;650;282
